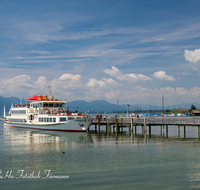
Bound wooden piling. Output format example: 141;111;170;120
178;125;180;138
141;125;144;135
115;118;118;133
144;118;146;132
160;125;162;137
107;118;110;135
98;117;100;134
184;125;186;138
131;118;133;134
166;125;168;138
148;125;151;137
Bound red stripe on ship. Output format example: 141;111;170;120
4;124;87;133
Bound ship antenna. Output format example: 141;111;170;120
49;85;52;99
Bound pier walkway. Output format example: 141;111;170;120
89;117;200;138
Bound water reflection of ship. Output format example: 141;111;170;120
4;126;94;145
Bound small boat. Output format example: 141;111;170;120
4;86;93;132
0;105;6;120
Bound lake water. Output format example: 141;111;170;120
1;119;200;189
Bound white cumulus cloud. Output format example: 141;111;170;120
184;49;200;63
87;78;118;88
59;74;81;81
152;71;175;81
104;66;152;82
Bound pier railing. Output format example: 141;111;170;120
92;117;200;126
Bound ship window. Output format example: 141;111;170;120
54;103;60;107
47;118;49;122
49;103;53;107
12;110;19;114
60;117;66;122
33;104;39;108
43;103;48;107
68;117;74;120
50;118;52;122
44;118;46;122
53;118;56;122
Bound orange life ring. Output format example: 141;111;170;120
82;113;86;117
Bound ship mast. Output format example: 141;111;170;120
49;85;52;100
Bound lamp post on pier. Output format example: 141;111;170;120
127;104;129;117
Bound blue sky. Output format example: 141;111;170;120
1;0;200;105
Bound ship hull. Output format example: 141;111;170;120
4;118;93;133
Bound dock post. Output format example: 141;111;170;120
166;125;168;138
160;125;162;137
178;125;180;138
107;118;110;135
141;125;144;135
148;125;151;137
135;125;137;135
115;118;118;133
184;125;186;138
95;124;97;133
144;131;147;143
98;117;100;134
144;118;146;132
131;118;133;134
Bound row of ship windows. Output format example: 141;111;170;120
8;117;69;123
11;110;26;114
8;119;26;123
38;117;67;122
39;117;57;122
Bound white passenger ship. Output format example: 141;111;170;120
4;90;93;132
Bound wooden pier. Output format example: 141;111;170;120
89;117;200;138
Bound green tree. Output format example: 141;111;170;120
191;104;196;110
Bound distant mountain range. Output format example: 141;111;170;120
1;95;200;116
66;100;200;113
0;95;20;115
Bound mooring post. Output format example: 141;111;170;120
144;131;147;143
115;118;118;133
184;125;186;138
135;125;137;135
178;125;180;138
131;118;133;134
95;124;97;132
149;125;151;137
166;125;168;138
160;125;162;137
144;118;146;132
98;117;100;134
107;118;110;135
